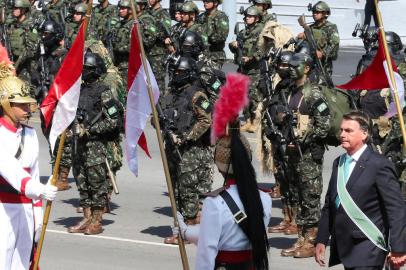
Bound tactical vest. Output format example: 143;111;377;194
162;85;201;139
77;83;107;129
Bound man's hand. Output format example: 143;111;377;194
316;50;323;59
315;243;326;267
388;252;406;269
297;32;306;40
171;133;182;145
230;41;238;49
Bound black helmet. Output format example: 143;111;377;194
82;50;107;83
362;26;378;51
180;30;205;59
385;31;403;52
277;51;293;79
39;19;64;49
170;57;198;88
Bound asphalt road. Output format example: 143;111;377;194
31;46;376;270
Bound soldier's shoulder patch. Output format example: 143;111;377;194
313;98;330;116
220;19;229;27
148;25;157;33
195;94;212;113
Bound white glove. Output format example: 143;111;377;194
24;180;44;200
34;223;42;243
42;182;57;201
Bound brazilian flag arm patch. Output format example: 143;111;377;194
195;95;212;113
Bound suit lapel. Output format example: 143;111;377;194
345;146;372;192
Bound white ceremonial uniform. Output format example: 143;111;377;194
195;185;272;270
0;117;43;270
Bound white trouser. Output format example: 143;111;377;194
0;203;34;270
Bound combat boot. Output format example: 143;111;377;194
268;205;291;233
84;209;104;235
281;226;304;257
293;227;317;258
284;206;298;235
56;166;71;191
68;207;91;233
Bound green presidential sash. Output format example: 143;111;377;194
337;154;387;251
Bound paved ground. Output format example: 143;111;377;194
30;46;402;270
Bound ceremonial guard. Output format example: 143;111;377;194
177;73;271;270
0;54;57;269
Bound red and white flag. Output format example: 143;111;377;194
125;25;160;176
337;31;404;117
40;22;85;152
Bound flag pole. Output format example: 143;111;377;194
129;1;190;269
374;0;406;149
32;1;93;269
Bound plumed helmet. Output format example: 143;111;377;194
244;5;262;17
74;3;87;13
181;1;199;14
214;130;252;174
13;0;31;8
312;1;330;15
0;76;35;104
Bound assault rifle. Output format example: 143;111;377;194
298;15;334;88
103;19;115;63
36;41;51;104
0;7;12;61
156;104;182;161
233;22;244;72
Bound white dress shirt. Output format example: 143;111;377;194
346;144;368;178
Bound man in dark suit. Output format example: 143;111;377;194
315;111;406;270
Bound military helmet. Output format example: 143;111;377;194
40;20;65;47
312;1;330;15
385;31;403;52
118;0;132;8
83;50;107;83
181;1;199;14
244;6;262;17
135;0;148;4
170;56;198;88
252;0;272;8
74;3;87;13
180;30;205;59
278;51;294;65
13;0;31;8
203;0;223;3
174;2;184;11
288;53;313;79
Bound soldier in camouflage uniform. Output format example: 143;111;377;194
68;51;121;235
197;0;229;69
275;53;330;259
162;57;213;244
93;0;117;44
180;1;208;46
65;3;87;49
147;0;171;94
8;0;39;85
252;0;276;24
298;1;339;76
229;6;264;133
168;3;184;53
45;0;68;25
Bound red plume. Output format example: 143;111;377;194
211;73;250;144
0;43;12;65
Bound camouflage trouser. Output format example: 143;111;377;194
72;150;109;209
117;62;129;90
243;71;262;122
274;159;290;206
206;50;226;70
167;144;214;220
286;149;323;227
148;54;167;96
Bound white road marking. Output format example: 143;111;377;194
46;229;178;248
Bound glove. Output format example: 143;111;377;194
78;124;89;138
42;182;57;201
33;205;43;243
171;133;183;146
24;180;44;200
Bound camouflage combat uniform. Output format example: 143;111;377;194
46;0;68;24
198;9;229;69
93;2;117;42
72;80;121;210
310;20;339;76
161;83;213;220
147;6;171;93
229;21;264;122
8;14;38;84
283;82;330;228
